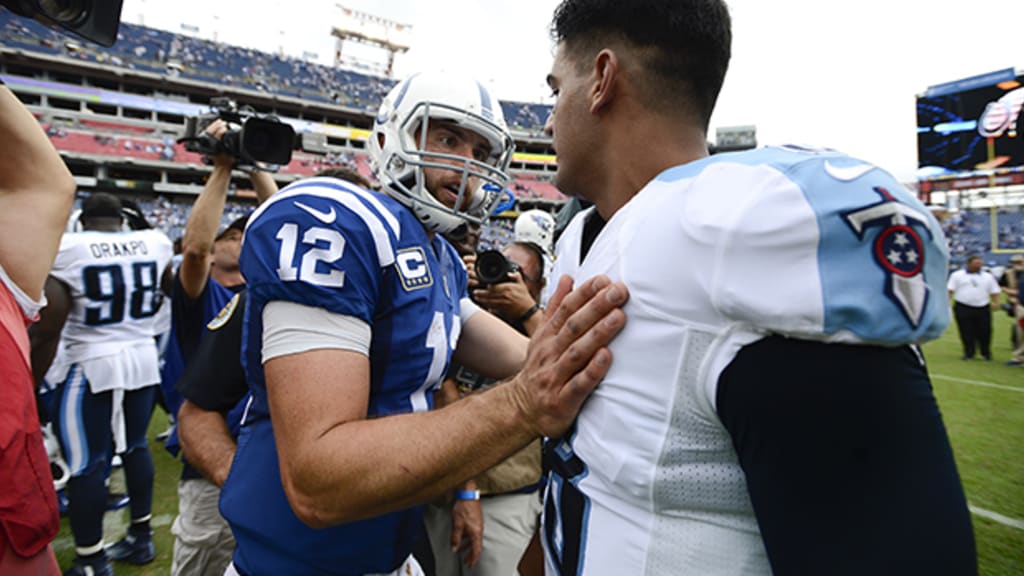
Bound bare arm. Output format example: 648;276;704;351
453;310;529;381
0;86;76;298
179;157;232;299
250;169;279;205
28;277;71;385
177;400;236;487
268;274;627;528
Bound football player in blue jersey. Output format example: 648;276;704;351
218;71;628;576
538;1;976;575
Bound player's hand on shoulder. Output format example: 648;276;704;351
506;274;627;438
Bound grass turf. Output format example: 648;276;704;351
50;316;1023;575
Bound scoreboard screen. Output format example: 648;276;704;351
917;69;1024;178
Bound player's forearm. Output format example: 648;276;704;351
453;311;529;381
178;400;236;487
284;383;536;528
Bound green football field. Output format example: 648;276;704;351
51;315;1024;575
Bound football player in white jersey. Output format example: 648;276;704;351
219;71;628;576
30;193;173;576
540;0;976;575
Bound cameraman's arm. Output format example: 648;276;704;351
180;121;234;299
250;169;278;205
0;85;76;298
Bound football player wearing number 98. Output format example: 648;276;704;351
218;71;629;576
30;192;173;576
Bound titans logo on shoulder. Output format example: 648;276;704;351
843;186;933;327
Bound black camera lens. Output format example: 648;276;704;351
476;250;518;286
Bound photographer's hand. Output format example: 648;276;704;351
204;119;234;169
472;271;536;322
462;253;480;291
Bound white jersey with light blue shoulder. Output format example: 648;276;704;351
542;146;950;576
221;177;474;576
49;229;172;392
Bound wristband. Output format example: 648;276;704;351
454;489;480;501
515;303;540;326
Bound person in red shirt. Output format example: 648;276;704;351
0;82;77;575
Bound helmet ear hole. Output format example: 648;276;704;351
377;133;386;148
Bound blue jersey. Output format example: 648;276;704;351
220;177;468;575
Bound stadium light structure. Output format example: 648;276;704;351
1;0;123;46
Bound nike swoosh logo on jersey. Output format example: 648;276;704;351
824;161;876;182
294;201;336;224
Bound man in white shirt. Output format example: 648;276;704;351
947;255;1002;360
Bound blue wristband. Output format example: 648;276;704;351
454;489;480;501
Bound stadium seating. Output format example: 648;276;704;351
0;11;553;132
3;8;566;245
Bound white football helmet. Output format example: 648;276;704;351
369;72;515;234
514;209;556;256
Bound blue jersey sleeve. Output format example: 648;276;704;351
241;182;398;322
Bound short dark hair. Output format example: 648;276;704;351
315;167;371;189
550;0;731;129
81;192;122;219
216;214;250;242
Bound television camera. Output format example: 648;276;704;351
179;97;296;171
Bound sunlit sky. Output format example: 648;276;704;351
120;0;1023;182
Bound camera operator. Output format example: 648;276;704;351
424;238;547;576
157;118;278;576
466;242;546;335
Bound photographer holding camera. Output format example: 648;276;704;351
179;98;294;171
158;118;278;576
425;237;548;575
468;242;547;335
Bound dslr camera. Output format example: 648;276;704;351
179;97;295;169
475;250;520;286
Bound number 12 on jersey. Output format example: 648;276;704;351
275;223;346;287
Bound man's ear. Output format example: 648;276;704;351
590;48;619;114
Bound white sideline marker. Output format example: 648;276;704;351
931;374;1024;393
969;505;1024;531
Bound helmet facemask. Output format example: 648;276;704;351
373;79;515;234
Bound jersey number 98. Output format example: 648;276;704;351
82;262;161;325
